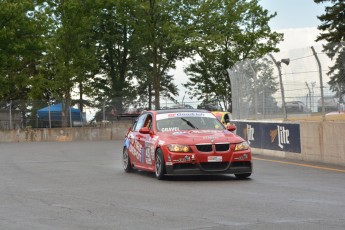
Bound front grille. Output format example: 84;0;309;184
200;162;229;171
196;144;212;152
215;143;230;152
196;143;230;152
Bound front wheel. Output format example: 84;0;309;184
155;149;166;180
234;173;251;179
123;147;132;172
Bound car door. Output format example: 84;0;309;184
136;114;154;169
127;113;148;166
128;113;154;169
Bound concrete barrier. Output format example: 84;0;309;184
252;121;345;166
1;120;344;166
0;121;132;143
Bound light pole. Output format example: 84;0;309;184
269;54;290;120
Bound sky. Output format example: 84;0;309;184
259;0;330;50
259;0;328;30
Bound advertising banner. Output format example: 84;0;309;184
232;121;301;153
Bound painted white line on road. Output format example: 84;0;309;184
253;157;345;173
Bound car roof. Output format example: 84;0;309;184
144;109;210;115
286;101;303;103
211;111;231;114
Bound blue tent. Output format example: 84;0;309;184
37;103;82;123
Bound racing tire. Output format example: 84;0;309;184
234;173;251;179
123;147;132;172
155;148;166;180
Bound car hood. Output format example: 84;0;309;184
157;130;245;145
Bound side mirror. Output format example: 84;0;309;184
139;127;152;134
226;124;236;132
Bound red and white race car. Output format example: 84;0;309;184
123;109;252;180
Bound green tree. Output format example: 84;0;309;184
90;0;141;115
0;1;48;126
134;0;193;109
39;0;98;126
315;0;345;101
184;0;283;111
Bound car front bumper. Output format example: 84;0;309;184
165;161;252;175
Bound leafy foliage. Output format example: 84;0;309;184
0;0;282;125
315;0;345;99
183;0;283;111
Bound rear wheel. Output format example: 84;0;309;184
155;149;166;180
234;173;251;179
123;147;132;172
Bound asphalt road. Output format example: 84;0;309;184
1;141;345;230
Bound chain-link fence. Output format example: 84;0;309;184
0;99;204;130
228;44;345;120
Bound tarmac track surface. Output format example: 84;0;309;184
0;141;345;230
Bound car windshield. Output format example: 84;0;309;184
215;115;222;120
156;112;225;132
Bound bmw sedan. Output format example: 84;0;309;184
123;109;252;180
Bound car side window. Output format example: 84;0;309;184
133;114;147;132
224;114;230;123
144;114;153;130
131;118;138;131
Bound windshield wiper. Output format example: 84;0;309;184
181;118;198;129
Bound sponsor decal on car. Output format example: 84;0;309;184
172;131;188;135
190;130;223;134
145;141;152;165
234;153;248;160
161;127;180;132
173;155;191;162
202;135;219;140
128;139;143;161
158;140;165;145
156;112;214;120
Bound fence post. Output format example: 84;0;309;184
305;82;312;112
48;103;51;128
311;46;325;120
269;54;287;120
248;60;258;120
9;100;12;129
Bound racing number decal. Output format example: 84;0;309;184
132;135;158;165
144;136;158;165
145;141;152;164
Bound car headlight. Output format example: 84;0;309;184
167;144;191;153
234;141;250;151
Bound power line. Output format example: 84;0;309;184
290;55;315;62
283;69;330;75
